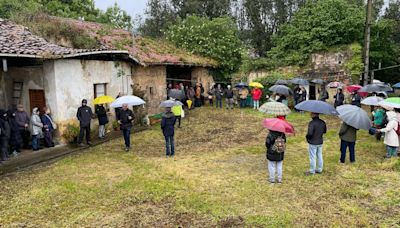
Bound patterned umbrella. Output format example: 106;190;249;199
258;101;291;116
263;118;295;135
327;81;343;88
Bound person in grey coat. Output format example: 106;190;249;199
339;122;357;163
76;99;93;146
214;84;224;108
30;107;43;151
15;104;30;149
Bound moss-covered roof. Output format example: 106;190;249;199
60;18;218;67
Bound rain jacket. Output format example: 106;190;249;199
265;130;286;161
30;108;43;136
252;88;262;101
161;111;176;137
379;111;399;147
214;88;224;100
319;90;329;101
7;110;22;147
41;114;55;132
306;116;327;145
334;93;345;107
351;93;362;107
172;105;183;117
339;122;357;142
15;110;29;130
225;89;234;99
76;105;93;127
118;109;134;130
95;105;109;126
373;108;386;126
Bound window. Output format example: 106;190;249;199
149;87;153;95
94;83;107;98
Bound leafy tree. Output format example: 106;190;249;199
269;0;365;65
170;0;232;19
138;0;176;37
0;0;41;18
98;3;132;30
166;16;243;81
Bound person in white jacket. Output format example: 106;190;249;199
378;110;399;158
30;107;43;151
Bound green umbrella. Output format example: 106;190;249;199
379;97;400;109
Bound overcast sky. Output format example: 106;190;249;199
95;0;149;18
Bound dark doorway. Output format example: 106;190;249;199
309;85;316;100
166;66;192;87
29;89;45;111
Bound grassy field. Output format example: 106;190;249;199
0;107;399;227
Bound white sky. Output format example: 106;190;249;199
95;0;149;18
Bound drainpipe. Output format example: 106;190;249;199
2;59;7;72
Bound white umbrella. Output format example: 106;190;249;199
336;105;372;130
110;95;146;108
361;96;384;106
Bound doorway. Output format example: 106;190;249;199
309;85;316;100
29;89;45;112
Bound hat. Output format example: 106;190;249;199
82;99;87;104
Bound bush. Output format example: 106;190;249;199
132;84;148;126
62;123;80;144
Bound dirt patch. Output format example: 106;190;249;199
217;216;245;227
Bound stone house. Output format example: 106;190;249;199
0;18;216;138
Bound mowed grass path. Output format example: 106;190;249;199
0;107;399;227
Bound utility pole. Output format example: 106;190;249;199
363;0;373;85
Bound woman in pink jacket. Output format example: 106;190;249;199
252;88;263;110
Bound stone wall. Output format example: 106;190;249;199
132;65;166;115
191;67;214;93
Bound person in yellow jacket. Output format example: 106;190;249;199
172;104;183;128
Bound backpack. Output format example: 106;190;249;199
272;136;286;153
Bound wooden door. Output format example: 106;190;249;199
29;89;45;112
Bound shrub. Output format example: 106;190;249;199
62;123;80;144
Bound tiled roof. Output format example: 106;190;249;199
0;19;126;59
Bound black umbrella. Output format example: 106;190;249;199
358;84;392;93
291;78;309;85
168;89;184;100
311;79;325;85
235;82;248;88
269;85;293;96
275;79;289;85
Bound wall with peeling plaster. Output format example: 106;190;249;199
191;67;214;94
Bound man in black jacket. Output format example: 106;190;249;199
117;103;134;152
305;113;327;175
77;99;93;146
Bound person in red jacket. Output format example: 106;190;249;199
252;88;263;110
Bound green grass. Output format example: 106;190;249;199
0;107;399;227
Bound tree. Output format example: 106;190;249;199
166;16;243;81
170;0;232;19
98;3;132;30
138;0;176;37
269;0;365;65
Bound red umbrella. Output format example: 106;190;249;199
347;85;362;93
263;118;295;135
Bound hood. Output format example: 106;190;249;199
162;111;175;119
32;107;39;115
386;111;398;121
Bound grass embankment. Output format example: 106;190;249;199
0;107;399;227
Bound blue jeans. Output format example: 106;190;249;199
340;140;355;163
240;99;246;108
309;144;323;174
32;135;39;150
122;128;131;148
253;100;260;109
386;145;398;157
216;98;222;108
165;136;175;156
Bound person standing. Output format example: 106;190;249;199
95;104;108;139
265;130;286;183
319;87;329;102
76;99;93;146
40;107;56;148
30;107;43;151
305;113;327;175
372;106;386;141
208;85;215;106
377;110;399;158
239;87;248;108
161;107;176;157
194;83;202;107
225;85;234;109
351;91;361;107
186;86;195;109
339;122;357;163
117;104;134;152
0;110;10;162
334;88;345;108
299;87;307;103
214;84;224;109
252;87;262;110
15;104;30;149
172;102;183;128
7;109;22;156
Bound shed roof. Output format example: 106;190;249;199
0;18;132;60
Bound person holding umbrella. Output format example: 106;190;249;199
117;104;135;152
239;87;249;108
251;87;263;110
263;118;294;183
95;104;108;139
305;113;327;175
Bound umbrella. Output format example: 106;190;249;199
275;79;289;85
159;100;184;108
93;95;115;105
361;96;384;106
269;85;293;96
346;85;362;93
358;84;392;93
291;78;309;85
327;81;342;88
336;105;372;130
259;102;291;116
263;118;295;135
295;100;339;115
168;89;184;100
249;82;264;88
379;97;400;109
393;82;400;88
311;79;325;85
110;95;146;108
235;82;248;88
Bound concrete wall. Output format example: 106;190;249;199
191;67;214;94
132;65;166;115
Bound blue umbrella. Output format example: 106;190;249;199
295;100;339;115
291;78;309;85
336;105;371;130
393;82;400;88
235;82;248;88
